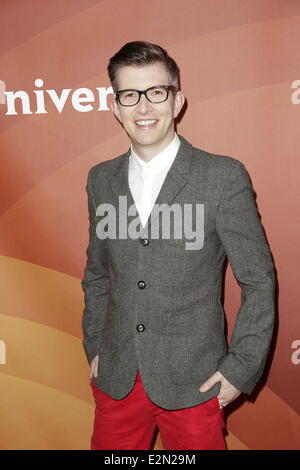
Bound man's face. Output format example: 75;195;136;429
110;62;185;158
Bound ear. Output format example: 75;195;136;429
110;98;122;123
173;91;185;119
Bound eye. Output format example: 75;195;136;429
123;91;137;98
151;88;164;96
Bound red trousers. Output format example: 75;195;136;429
90;370;227;450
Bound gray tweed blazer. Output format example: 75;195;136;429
81;135;275;410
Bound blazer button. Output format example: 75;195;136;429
137;280;146;289
141;238;150;246
136;324;145;332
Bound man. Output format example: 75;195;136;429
81;41;275;450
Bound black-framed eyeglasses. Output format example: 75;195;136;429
114;85;177;107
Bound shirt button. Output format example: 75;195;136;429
136;324;145;332
137;280;146;289
141;238;150;246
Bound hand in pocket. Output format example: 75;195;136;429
89;355;99;379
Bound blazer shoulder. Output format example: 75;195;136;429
190;146;250;187
192;145;245;172
85;150;129;181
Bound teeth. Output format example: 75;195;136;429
136;120;157;126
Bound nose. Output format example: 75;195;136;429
135;93;153;114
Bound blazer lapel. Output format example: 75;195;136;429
108;135;194;239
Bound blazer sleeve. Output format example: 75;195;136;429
216;160;276;395
81;167;110;364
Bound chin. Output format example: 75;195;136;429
133;136;160;147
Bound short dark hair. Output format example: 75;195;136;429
107;41;180;91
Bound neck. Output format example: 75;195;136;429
132;133;176;163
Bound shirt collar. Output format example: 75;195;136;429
130;133;180;175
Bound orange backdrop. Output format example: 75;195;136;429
0;0;299;450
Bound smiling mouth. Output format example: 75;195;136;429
135;119;158;128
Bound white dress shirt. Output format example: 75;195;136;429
128;133;181;228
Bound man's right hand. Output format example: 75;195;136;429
89;355;99;379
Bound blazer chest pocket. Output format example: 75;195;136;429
165;200;205;250
164;237;204;253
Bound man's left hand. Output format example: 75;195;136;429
199;371;241;408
